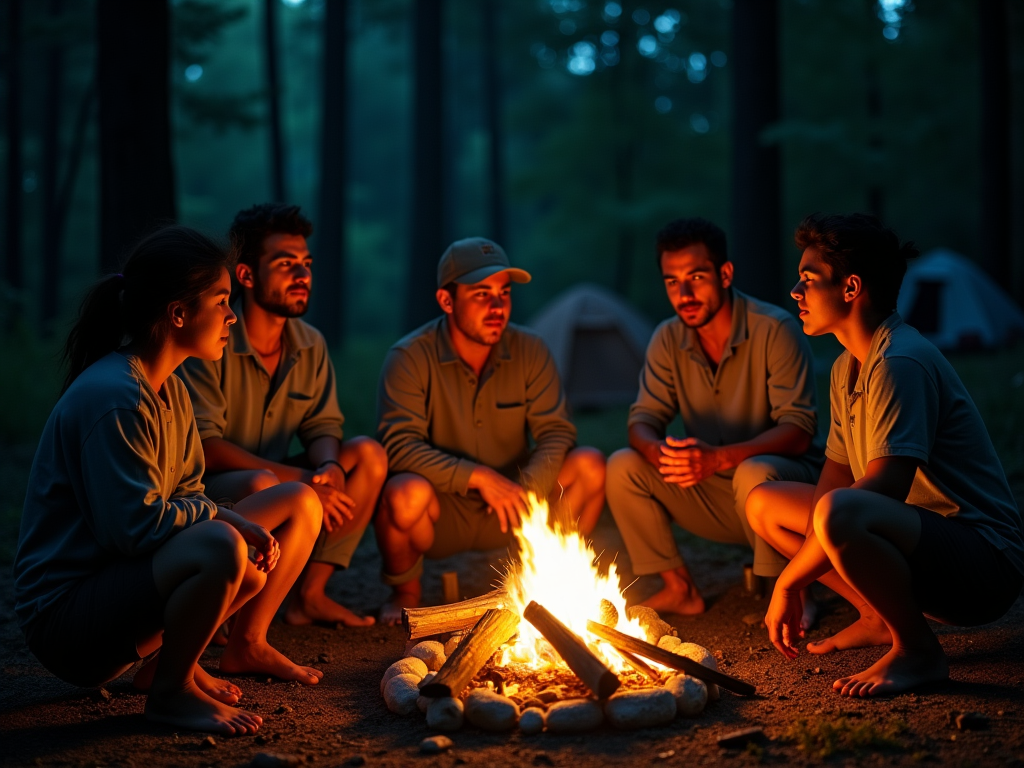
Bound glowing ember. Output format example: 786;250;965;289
500;493;648;672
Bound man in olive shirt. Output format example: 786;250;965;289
751;213;1022;697
375;237;606;623
606;217;823;616
179;203;387;628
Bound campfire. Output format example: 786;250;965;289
381;494;754;733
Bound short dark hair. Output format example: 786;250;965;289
229;203;313;267
440;281;458;298
794;213;919;313
655;217;728;269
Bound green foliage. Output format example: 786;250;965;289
782;716;909;759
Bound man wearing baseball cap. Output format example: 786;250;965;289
374;237;606;623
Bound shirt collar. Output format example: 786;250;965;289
850;311;903;395
678;288;749;353
230;300;316;358
437;315;513;366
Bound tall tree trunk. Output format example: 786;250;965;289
40;0;65;330
4;0;23;297
481;0;504;246
403;0;445;331
263;0;285;202
865;59;884;221
312;0;347;346
730;0;782;303
97;0;176;273
978;0;1011;291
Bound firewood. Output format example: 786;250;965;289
402;589;510;640
586;620;755;697
419;608;520;699
523;601;621;700
615;647;660;681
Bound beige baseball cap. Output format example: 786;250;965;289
436;237;532;288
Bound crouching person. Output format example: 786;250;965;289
375;238;606;623
749;214;1023;697
14;228;324;736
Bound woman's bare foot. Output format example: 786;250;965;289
833;643;948;698
220;641;324;685
284;593;375;627
807;612;892;655
145;680;262;735
133;657;243;705
640;582;705;616
380;583;421;626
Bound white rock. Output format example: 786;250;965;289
464;688;519;731
419;735;452;754
383;673;421;715
416;672;437;713
545;699;604;733
657;635;682;652
408;641;446;672
519;707;545;735
604;689;677;730
672;642;719;700
380;657;428;695
664;674;708;717
426;696;464;731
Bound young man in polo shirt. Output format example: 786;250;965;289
179;204;387;628
374;237;607;624
748;213;1023;697
606;217;823;616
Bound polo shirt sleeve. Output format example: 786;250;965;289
864;356;936;463
627;323;678;434
521;339;577;496
177;356;227;442
80;407;216;557
765;317;818;436
296;339;345;447
377;347;478;496
824;357;850;464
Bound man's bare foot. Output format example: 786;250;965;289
801;588;818;633
145;680;262;735
833;643;948;698
380;585;421;626
284;593;375;628
807;612;892;655
134;658;242;705
640;582;705;616
220;642;324;685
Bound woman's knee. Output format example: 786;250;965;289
813;489;864;545
381;474;435;531
278;481;323;533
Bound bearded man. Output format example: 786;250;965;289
179;203;386;628
605;217;823;616
374;237;606;623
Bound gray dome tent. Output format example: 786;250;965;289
897;248;1024;350
529;283;654;409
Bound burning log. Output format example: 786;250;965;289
420;608;520;699
615;648;660;681
403;589;509;640
523;601;621;700
586;620;755;697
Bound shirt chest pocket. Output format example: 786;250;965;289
286;391;314;415
485;402;527;442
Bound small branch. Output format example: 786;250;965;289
523;601;620;700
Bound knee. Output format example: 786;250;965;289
280;481;323;534
812;489;863;546
351;437;389;485
245;469;281;496
200;520;249;578
381;474;435;532
745;484;772;536
732;458;778;503
571;446;606;490
606;448;646;487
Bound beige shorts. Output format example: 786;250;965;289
427;491;517;560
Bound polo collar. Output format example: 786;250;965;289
437;315;513;366
230;300;316;358
850;312;903;397
679;288;749;353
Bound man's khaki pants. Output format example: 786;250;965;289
606;448;821;578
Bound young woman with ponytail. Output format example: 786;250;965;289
14;226;325;736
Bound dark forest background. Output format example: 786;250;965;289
1;0;1023;455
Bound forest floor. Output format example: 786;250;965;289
3;508;1024;768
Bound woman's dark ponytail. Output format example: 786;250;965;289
62;226;233;393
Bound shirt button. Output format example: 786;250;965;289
476;420;483;427
266;412;273;418
469;378;476;386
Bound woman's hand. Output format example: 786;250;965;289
765;584;804;660
239;521;280;573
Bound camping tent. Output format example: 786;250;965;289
529;283;654;408
897;248;1024;351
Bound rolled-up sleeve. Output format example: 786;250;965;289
177;357;227;442
377;348;477;495
296;340;345;447
765;317;818;437
627;323;679;435
520;342;576;495
80;408;216;558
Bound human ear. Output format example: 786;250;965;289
719;261;734;290
435;288;455;315
236;262;255;289
168;302;186;329
844;275;863;303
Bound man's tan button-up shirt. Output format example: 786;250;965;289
178;302;345;462
376;317;577;496
629;290;822;454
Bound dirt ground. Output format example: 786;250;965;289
3;513;1024;768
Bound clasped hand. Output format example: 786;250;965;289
658;436;723;487
306;463;356;533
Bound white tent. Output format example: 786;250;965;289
897;248;1024;351
529;283;654;408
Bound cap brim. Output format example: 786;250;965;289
454;265;532;285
